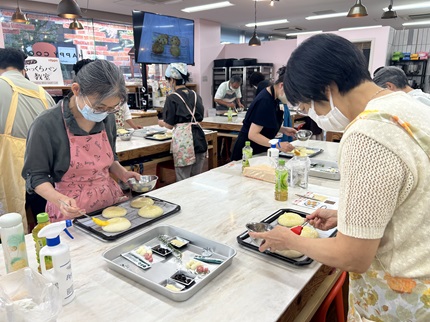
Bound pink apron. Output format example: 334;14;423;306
46;107;124;221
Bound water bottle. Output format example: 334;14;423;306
0;213;29;273
227;107;233;122
275;160;288;201
242;141;253;172
288;155;311;189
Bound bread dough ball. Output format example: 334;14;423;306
275;226;319;258
278;212;305;227
130;197;154;208
138;205;164;218
102;217;131;233
153;133;167;140
102;206;127;218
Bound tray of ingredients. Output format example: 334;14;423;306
144;131;173;141
73;195;180;241
309;159;340;180
279;146;323;158
236;208;337;266
102;225;236;301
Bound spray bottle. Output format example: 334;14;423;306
267;139;280;167
38;220;75;305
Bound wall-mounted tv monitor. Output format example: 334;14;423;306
132;10;195;65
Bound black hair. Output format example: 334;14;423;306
0;48;27;71
230;75;242;84
373;66;408;89
249;72;265;87
73;59;94;76
275;66;286;84
166;71;190;86
373;66;385;77
283;33;371;105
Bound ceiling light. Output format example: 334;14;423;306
248;0;261;47
57;0;82;19
11;0;28;23
339;25;382;31
347;0;368;18
69;18;83;30
403;20;430;26
286;30;323;37
245;19;288;27
381;0;397;19
270;0;279;7
305;12;348;20
181;1;234;13
384;2;430;11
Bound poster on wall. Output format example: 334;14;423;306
25;57;64;85
57;46;78;65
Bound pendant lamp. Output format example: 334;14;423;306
69;18;84;30
11;0;28;23
249;0;261;46
347;0;368;18
57;0;82;19
381;0;397;19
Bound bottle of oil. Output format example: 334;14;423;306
32;212;53;273
275;159;288;201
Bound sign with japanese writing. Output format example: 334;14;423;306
24;57;64;85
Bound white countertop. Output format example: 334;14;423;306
0;140;340;322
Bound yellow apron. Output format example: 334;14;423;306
0;76;49;231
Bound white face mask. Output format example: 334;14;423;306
76;96;108;123
308;91;350;131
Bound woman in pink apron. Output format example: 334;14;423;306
22;60;140;221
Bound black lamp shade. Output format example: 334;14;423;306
249;30;261;46
347;0;368;18
11;7;28;23
57;0;82;19
69;19;84;30
381;5;397;19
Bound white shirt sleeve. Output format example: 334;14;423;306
214;82;227;100
122;103;132;121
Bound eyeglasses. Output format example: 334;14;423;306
83;96;122;114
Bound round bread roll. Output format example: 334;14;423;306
274;226;319;258
153;134;167;140
138;205;164;218
278;212;305;227
102;206;127;218
130;197;154;209
102;217;131;233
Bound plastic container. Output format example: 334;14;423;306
275;160;288;201
38;220;75;306
242;141;253;172
32;212;52;273
267;139;279;167
0;212;29;273
287;155;311;189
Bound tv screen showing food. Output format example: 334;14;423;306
132;11;195;65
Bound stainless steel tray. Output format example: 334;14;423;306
73;195;180;241
237;208;336;266
309;158;340;180
279;147;323;158
102;225;236;301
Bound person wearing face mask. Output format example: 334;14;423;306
250;34;430;321
22;59;141;222
214;75;245;115
230;66;296;161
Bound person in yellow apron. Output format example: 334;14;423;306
0;48;54;232
251;34;430;321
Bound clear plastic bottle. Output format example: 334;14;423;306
227;107;233;122
32;212;53;273
0;212;29;273
275;160;288;201
242;141;253;172
267;139;280;167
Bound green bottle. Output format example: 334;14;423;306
32;212;53;273
275;160;288;201
242;141;253;172
227;107;233;121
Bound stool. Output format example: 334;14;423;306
312;271;347;322
155;160;175;188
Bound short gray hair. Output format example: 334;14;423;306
373;66;408;89
74;59;127;105
230;75;242;84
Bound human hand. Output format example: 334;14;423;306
122;170;141;182
157;119;165;127
278;141;295;153
228;102;235;109
283;127;297;137
306;209;338;230
249;225;299;253
57;197;85;219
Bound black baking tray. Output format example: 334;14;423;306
279;147;323;159
237;208;337;266
73;195;181;241
144;132;172;141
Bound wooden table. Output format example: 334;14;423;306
0;141;343;322
116;127;218;169
200;115;244;132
